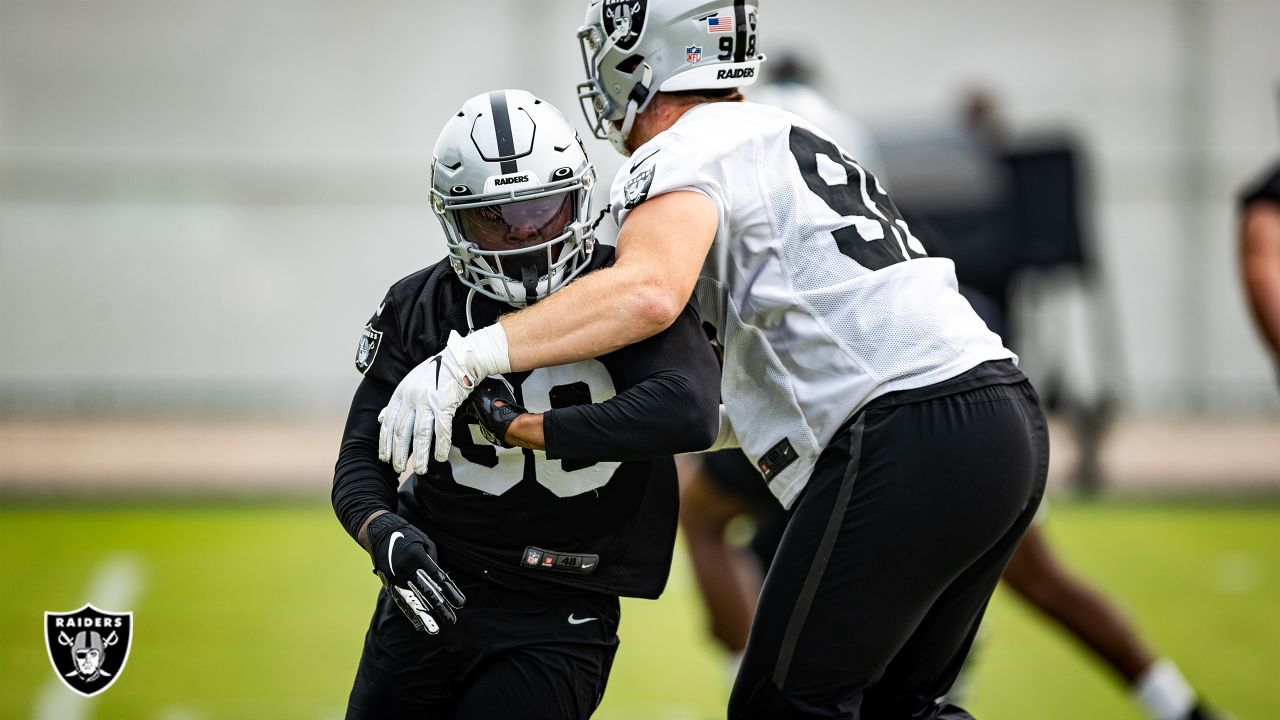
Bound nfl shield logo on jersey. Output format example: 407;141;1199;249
686;45;702;63
44;605;133;697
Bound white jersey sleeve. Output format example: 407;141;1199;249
609;122;742;227
610;102;1015;508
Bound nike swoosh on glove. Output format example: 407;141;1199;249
366;513;466;634
378;325;511;474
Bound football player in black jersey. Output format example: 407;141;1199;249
332;89;721;719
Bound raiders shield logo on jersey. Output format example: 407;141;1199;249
603;0;647;50
623;167;655;209
45;605;133;697
355;325;383;374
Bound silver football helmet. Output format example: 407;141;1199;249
576;0;764;154
431;89;597;306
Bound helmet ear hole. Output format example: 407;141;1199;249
615;54;644;73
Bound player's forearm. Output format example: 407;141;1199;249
356;509;391;554
542;370;719;462
500;375;718;460
501;264;680;373
505;413;546;451
537;301;721;462
333;461;398;548
502;191;719;373
333;381;401;546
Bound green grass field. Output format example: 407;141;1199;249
1;500;1276;719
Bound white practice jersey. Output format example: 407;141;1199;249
610;101;1016;508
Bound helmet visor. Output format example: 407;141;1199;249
457;193;575;251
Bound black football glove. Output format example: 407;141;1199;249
465;376;527;448
366;513;465;634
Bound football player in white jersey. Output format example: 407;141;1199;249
378;2;1048;718
680;55;1226;720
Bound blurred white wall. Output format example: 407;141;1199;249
2;0;1278;417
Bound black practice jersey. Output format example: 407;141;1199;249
333;246;720;599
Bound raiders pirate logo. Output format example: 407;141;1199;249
44;604;133;697
622;167;654;209
355;325;383;375
603;0;647;51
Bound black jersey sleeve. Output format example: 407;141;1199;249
332;377;399;543
541;301;720;462
332;287;416;545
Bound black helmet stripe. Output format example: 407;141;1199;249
488;90;519;174
733;0;747;63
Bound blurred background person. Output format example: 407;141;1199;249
747;51;887;180
1238;160;1280;377
880;86;1121;489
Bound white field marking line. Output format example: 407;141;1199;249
32;553;147;720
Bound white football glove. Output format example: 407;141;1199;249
378;325;511;474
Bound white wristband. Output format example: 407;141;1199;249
458;323;512;378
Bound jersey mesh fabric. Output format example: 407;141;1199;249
612;102;1015;508
695;275;820;505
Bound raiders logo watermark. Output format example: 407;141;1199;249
602;0;647;51
44;604;133;697
622;167;654;209
355;324;383;375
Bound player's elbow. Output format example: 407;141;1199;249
629;282;685;335
688;408;721;452
671;379;721;453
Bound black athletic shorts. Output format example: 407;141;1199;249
346;563;621;719
729;362;1048;719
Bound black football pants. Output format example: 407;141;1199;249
728;379;1048;720
345;566;620;720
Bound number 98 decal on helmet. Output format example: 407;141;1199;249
430;89;598;307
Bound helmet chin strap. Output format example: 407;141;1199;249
609;108;637;155
521;264;540;306
607;65;653;156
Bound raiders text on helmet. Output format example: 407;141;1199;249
576;0;764;154
430;90;598;306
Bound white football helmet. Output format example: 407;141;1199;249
576;0;764;154
431;89;597;306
